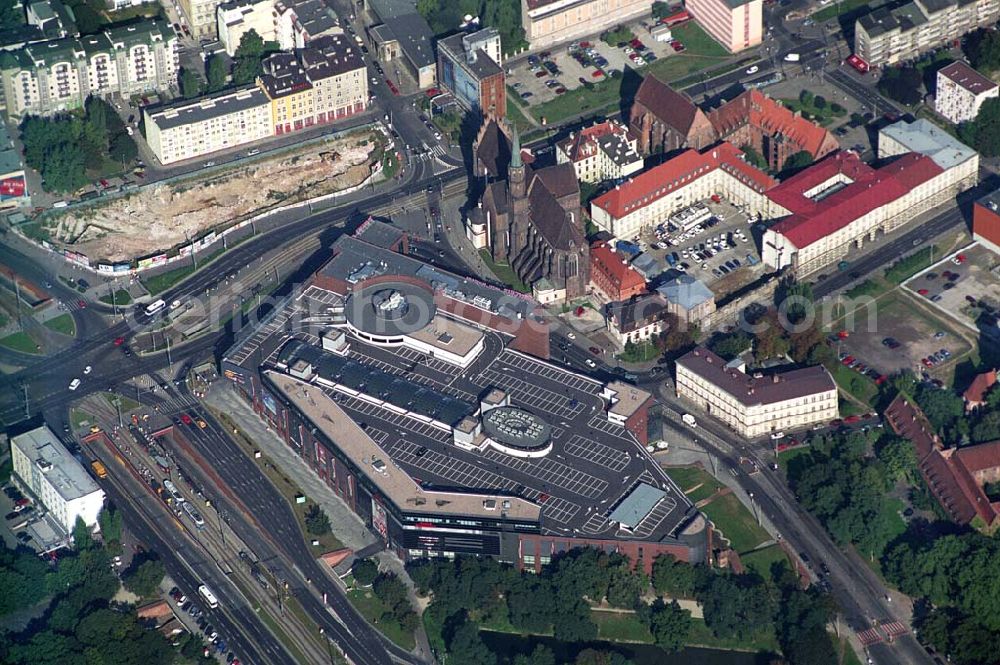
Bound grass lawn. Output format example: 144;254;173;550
0;331;40;354
98;289;133;306
700;493;771;553
619;341;660;362
104;393;140;413
670;22;729;57
839;636;864;665
777;446;811;472
687;617;780;653
346;588;415;650
740;544;790;582
665;465;725;504
844;278;889;300
779;97;846;126
830;363;878;405
884;245;937;284
70;408;93;429
141;248;224;295
531;75;623;125
43;313;76;336
592;610;653;643
506;96;535;135
478;249;529;293
649;55;727;86
811;0;868;22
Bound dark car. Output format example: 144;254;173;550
5;511;19;520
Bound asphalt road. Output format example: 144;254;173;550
91;433;298;665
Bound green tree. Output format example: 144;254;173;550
877;67;923;105
123;558;166;598
739;144;768;170
644;599;691;652
72;4;104;34
109;132;138;165
709;331;751;360
98;506;123;546
445;614;495;665
206;54;229;92
781;150;814;175
798;89;814;107
965;28;1000;71
233;29;266;85
697;574;775;641
813;95;827;109
304;504;331;535
178;67;204;98
875;436;917;482
514;645;556;665
72;516;94;550
651;554;697;598
575;649;635;665
913;383;964;433
963;97;1000;157
652;1;670;19
352;558;379;586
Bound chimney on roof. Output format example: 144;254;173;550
772;374;779;383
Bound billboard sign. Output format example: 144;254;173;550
371;497;389;541
0;175;26;200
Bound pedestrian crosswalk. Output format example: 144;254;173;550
882;621;908;639
856;621;908;646
857;627;883;646
158;393;197;414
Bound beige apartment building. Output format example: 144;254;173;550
556;120;643;184
521;0;650;48
685;0;762;52
180;0;226;39
935;61;998;124
675;347;838;438
0;20;177;118
144;86;273;164
855;0;1000;67
217;0;275;55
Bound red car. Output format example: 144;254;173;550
579;41;591;47
180;414;193;425
922;358;934;367
589;346;601;355
841;355;855;365
99;178;110;188
844;415;861;424
424;87;441;98
78;300;87;308
917;288;929;295
113;336;125;346
591;69;604;77
876;374;888;385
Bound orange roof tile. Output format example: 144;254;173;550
590;242;647;294
963;369;997;405
709;90;838;158
591;142;776;219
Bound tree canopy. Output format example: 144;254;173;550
877;66;923;105
415;0;525;54
958;97;1000;157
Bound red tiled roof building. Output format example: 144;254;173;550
589;242;647;303
628;74;717;155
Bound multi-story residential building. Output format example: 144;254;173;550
855;0;1000;67
437;28;505;119
217;0;275;55
656;275;716;325
144;33;364;163
26;0;76;40
10;425;105;536
0;20;177;118
590;141;779;240
684;0;762;52
365;0;436;89
556;120;643;183
675;346;838;438
180;0;227;39
520;0;651;48
763;121;976;277
589;241;647;303
217;0;341;55
144;86;273;164
259;33;366;135
935;61;998;124
604;292;672;349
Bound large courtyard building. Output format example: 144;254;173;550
762;120;978;277
520;0;651;49
144;34;366;164
436;28;505;119
684;0;762;52
935;61;998;124
0;20;178;118
675;346;838;438
10;425;105;536
589;141;778;240
854;0;1000;67
222;220;710;573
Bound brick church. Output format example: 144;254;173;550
474;118;590;299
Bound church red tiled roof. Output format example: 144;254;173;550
708;90;838;159
963;369;997;406
633;74;709;138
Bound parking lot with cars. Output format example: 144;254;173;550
506;23;685;108
631;198;763;290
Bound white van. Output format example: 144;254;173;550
69;378;81;391
682;413;697;427
784;53;800;62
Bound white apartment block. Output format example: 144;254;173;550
144;86;273;164
556;120;643;184
0;21;178;118
589;142;779;240
935;61;998;124
217;0;275;56
180;0;226;39
675;347;838;438
855;0;1000;67
10;425;105;536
